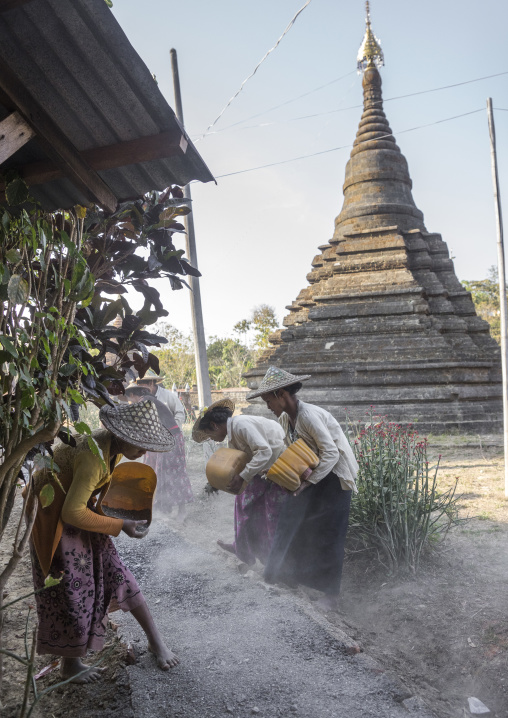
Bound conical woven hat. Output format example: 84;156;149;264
192;398;235;443
100;397;175;452
246;366;311;400
135;369;164;385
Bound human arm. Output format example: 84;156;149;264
236;423;274;483
298;413;340;484
226;474;245;495
60;453;123;535
163;390;186;429
171;395;185;429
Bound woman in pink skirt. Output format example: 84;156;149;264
31;399;179;683
192;399;288;565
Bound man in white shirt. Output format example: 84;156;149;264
193;400;288;565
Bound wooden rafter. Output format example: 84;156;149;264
0;111;34;163
9;130;188;187
0;56;118;212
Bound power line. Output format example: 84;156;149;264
213;107;484;179
211;70;357;133
198;0;313;141
203;69;508;137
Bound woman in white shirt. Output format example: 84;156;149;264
247;366;358;611
134;373;192;522
193;399;288;566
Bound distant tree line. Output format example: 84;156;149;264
462;266;506;344
155;304;279;389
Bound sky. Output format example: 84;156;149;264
111;0;508;341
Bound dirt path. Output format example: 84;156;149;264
114;521;435;718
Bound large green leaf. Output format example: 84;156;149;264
59;363;77;376
0;335;18;358
5;177;29;206
5;249;22;263
87;435;106;470
93;298;123;329
74;421;92;435
7;275;29;304
136;309;164;327
39;483;55;509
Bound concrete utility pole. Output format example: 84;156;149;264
487;97;508;498
170;48;212;409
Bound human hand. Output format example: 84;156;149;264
226;474;244;495
122;519;149;539
293;480;311;497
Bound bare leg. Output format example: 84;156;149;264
130;600;179;670
60;657;105;684
175;503;189;524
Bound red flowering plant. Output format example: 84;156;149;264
346;409;461;573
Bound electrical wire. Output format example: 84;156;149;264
202;70;508;137
197;0;313;141
213;107;484;179
214;70;357;132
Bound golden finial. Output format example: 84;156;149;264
357;0;384;73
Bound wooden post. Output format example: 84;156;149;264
487;98;508;498
170;49;212;409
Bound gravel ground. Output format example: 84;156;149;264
114;519;436;718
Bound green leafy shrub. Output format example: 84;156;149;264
347;410;461;573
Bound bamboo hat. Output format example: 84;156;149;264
125;381;150;396
135;369;164;385
100;397;175;452
246;366;311;400
192;398;235;443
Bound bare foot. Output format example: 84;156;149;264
148;641;179;670
60;657;105;684
174;504;189;525
217;539;236;556
316;594;339;612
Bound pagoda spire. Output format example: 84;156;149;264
334;1;425;239
357;1;384;72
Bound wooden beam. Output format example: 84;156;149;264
0;57;118;212
10;130;188;187
0;0;37;12
0;111;35;163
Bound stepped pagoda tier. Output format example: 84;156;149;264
244;4;502;433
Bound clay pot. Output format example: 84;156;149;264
206;448;249;494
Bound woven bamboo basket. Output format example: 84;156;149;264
206;447;249;494
266;439;319;491
98;462;157;525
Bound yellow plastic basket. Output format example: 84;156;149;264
266;439;319;491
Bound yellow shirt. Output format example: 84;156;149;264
32;429;123;575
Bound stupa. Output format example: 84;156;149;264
244;3;502;432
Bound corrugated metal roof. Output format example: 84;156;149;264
0;0;214;210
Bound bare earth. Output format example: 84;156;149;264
1;431;507;717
